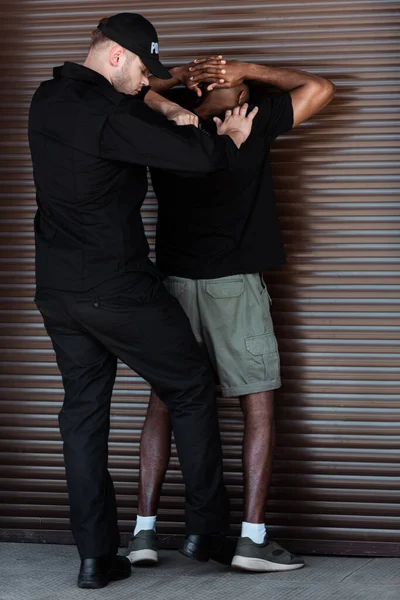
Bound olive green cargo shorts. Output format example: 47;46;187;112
164;273;281;397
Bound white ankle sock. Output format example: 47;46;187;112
134;515;157;536
241;522;266;544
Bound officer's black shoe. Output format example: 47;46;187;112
179;534;236;566
78;555;131;589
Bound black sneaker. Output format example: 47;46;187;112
231;536;305;572
126;530;158;565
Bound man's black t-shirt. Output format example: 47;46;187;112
151;86;293;279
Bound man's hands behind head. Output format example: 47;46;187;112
171;56;228;97
188;59;248;92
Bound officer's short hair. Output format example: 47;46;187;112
90;18;112;49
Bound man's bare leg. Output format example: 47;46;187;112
233;390;304;570
239;391;274;538
127;390;172;564
232;391;304;573
138;390;172;517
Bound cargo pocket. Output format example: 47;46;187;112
245;332;280;383
205;276;244;299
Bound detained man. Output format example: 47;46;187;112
127;57;335;572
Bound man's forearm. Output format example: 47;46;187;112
148;67;183;94
243;63;335;127
244;63;330;94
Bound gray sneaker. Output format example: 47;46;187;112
232;536;305;572
126;530;158;565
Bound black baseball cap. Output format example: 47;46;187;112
97;13;172;80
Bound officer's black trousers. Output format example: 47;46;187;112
35;272;229;559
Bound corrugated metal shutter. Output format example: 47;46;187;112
1;0;399;556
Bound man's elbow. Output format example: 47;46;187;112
292;78;336;126
322;78;336;102
315;77;336;105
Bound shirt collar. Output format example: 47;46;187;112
53;62;124;105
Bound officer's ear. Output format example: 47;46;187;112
109;44;124;67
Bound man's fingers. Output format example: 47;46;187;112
189;66;226;76
247;106;259;120
193;55;225;65
206;82;232;91
232;105;241;116
190;74;225;84
207;82;225;91
224;109;232;119
239;102;249;116
213;116;222;127
189;71;226;84
187;82;203;97
193;55;222;64
189;62;226;73
189;61;225;70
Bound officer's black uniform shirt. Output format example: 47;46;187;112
28;62;238;290
151;86;293;279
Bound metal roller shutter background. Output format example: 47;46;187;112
0;0;399;556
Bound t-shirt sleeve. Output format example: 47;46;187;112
252;91;294;142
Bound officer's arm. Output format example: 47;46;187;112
101;102;236;174
144;90;198;127
100;101;256;174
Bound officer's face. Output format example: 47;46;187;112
113;54;150;96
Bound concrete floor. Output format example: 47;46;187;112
0;543;399;600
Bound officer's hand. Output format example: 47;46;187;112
214;103;259;147
167;105;199;127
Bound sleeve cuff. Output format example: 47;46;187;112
137;85;152;100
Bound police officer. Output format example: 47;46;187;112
28;12;258;589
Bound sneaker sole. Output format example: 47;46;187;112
127;549;158;565
231;555;305;572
